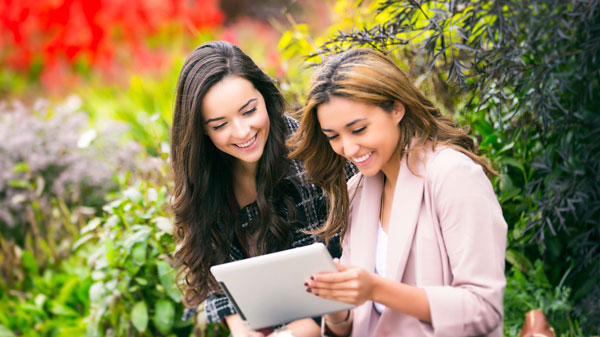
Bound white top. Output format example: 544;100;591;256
373;221;389;314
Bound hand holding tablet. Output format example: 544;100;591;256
210;243;355;329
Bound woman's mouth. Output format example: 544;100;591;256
235;134;257;148
353;152;372;164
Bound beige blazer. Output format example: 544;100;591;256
326;147;507;337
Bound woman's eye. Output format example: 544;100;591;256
352;126;366;134
326;134;338;141
243;107;257;116
213;122;227;130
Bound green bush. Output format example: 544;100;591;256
80;177;193;336
0;97;143;293
0;173;195;336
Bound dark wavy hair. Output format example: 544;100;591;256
290;48;496;243
171;41;296;307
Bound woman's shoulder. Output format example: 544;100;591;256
425;145;479;172
423;146;487;182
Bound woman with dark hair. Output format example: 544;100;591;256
292;48;507;336
170;41;354;337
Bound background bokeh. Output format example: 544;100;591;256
1;0;598;336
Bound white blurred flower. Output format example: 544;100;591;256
62;94;83;113
160;141;170;155
153;216;174;235
147;188;158;202
78;129;98;148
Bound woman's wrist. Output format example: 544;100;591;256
324;311;352;337
324;310;351;327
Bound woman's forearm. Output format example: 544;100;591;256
225;314;263;336
371;276;431;322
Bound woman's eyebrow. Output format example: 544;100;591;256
205;98;257;123
238;98;257;112
321;118;367;132
346;118;366;127
206;116;225;123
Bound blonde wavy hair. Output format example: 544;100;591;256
289;48;496;243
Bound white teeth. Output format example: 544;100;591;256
353;152;372;163
236;135;256;148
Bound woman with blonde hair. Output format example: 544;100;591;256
292;49;507;336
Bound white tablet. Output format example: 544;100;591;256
210;242;354;329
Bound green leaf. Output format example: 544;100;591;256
131;242;147;266
72;233;95;251
134;277;148;286
123;227;151;250
21;250;39;275
153;299;174;335
499;157;524;172
12;162;29;173
167;287;182;303
50;303;78;317
56;277;79;305
0;325;16;337
156;260;175;290
505;249;534;276
8;179;32;189
81;218;102;234
131;301;148;332
105;238;116;266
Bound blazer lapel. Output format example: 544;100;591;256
350;172;384;273
387;157;424;282
349;173;383;337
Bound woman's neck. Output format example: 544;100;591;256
233;160;258;208
381;147;402;191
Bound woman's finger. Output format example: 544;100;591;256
311;268;358;283
313;289;359;304
308;279;358;291
310;287;356;298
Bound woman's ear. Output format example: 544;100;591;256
392;102;405;124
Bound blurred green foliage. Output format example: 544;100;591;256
0;97;223;335
82;176;190;337
0;162;214;336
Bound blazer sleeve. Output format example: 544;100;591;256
422;150;507;337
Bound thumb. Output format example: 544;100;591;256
333;258;349;271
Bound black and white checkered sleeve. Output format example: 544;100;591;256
204;291;236;323
284;114;299;135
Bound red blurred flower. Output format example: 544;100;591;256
0;0;224;90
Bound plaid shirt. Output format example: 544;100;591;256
201;115;357;323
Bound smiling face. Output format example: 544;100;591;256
317;96;404;177
202;75;270;166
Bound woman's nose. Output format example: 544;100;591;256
341;137;359;158
232;118;251;139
